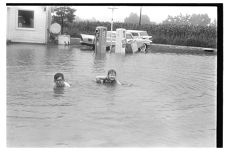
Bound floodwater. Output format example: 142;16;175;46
7;44;217;147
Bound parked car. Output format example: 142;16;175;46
80;34;95;49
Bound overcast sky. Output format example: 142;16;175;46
74;6;217;23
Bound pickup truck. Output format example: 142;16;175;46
126;30;152;51
107;30;152;52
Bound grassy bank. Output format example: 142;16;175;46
149;44;217;55
64;21;217;48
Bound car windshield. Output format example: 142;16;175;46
126;34;133;39
140;31;148;36
131;32;139;36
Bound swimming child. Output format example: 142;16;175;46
54;73;71;88
96;69;121;85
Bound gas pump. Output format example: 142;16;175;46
95;26;107;54
115;28;126;54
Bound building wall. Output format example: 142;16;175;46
7;6;49;44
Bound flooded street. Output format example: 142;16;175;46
7;44;216;147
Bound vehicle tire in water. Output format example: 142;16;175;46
140;44;147;52
91;45;95;50
106;46;111;51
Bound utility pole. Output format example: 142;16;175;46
108;7;118;52
139;6;142;26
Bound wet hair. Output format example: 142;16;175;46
107;69;116;76
54;73;65;81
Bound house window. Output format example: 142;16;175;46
18;10;34;28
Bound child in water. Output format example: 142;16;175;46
96;69;121;85
54;73;71;88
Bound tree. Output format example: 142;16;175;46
162;13;211;26
124;12;139;24
124;12;151;24
189;14;211;26
141;15;151;24
209;19;217;27
74;16;82;22
52;6;76;33
162;14;191;25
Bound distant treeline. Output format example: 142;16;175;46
64;21;217;48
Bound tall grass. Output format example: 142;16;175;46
65;21;217;48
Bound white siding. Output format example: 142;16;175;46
7;6;48;44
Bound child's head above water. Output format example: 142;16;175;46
54;73;69;88
54;73;65;82
96;69;121;85
107;69;117;81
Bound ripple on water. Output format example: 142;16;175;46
7;44;216;147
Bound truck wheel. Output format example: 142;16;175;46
140;44;147;52
91;45;95;50
106;46;110;51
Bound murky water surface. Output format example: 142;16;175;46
7;44;216;147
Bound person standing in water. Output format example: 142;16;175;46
54;73;71;88
96;69;121;85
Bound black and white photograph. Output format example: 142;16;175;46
4;2;222;148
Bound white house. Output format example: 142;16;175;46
7;6;52;44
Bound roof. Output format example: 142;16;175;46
127;30;146;33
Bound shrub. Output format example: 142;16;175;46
63;21;217;48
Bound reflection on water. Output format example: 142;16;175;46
93;52;106;74
53;87;65;97
7;44;217;147
95;52;106;61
